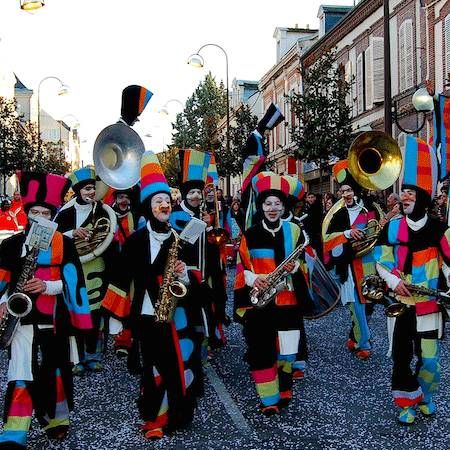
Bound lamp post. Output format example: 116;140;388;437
392;86;434;134
20;0;45;11
37;76;69;150
159;99;185;149
188;43;230;193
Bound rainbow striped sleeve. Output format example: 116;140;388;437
323;230;347;254
102;284;130;318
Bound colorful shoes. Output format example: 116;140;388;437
86;361;103;372
0;442;26;450
260;405;279;416
418;401;436;416
144;428;164;440
346;338;357;352
292;369;305;380
398;406;417;425
46;425;69;441
278;390;293;408
355;349;371;360
72;363;86;376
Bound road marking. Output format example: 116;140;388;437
205;364;255;436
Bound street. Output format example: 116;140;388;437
0;269;449;450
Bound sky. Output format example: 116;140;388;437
0;0;354;164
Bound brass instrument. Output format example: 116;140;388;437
322;131;403;258
362;274;450;317
348;131;403;191
0;247;37;349
250;231;309;308
154;230;188;323
73;201;117;264
203;183;229;246
93;122;145;190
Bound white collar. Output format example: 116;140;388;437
345;198;364;212
146;221;171;243
74;201;93;212
406;214;428;231
181;200;195;216
262;219;282;236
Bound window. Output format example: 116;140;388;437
399;20;414;92
445;15;450;79
356;53;365;114
372;37;384;103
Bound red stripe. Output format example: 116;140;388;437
170;322;186;395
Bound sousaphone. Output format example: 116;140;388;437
93;122;145;190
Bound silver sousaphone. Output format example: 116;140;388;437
94;122;145;190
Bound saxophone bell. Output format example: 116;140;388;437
168;281;188;298
6;293;32;318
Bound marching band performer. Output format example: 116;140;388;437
169;149;227;358
234;172;309;416
102;151;197;440
55;167;114;375
0;172;92;449
374;136;450;425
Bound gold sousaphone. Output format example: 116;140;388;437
322;131;403;258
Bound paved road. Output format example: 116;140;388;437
0;268;449;450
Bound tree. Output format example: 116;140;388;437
0;96;69;191
215;104;258;177
289;49;352;187
172;73;227;152
157;147;180;187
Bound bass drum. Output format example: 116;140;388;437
302;250;340;320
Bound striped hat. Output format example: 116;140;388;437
332;159;359;192
402;135;437;199
140;151;170;203
258;103;284;131
281;174;305;201
120;85;153;126
68;167;96;192
179;149;211;196
206;153;219;186
17;171;70;214
252;171;301;204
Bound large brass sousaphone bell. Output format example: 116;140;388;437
348;131;403;191
94;122;145;190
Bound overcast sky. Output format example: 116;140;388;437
0;0;354;163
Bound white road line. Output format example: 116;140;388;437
205;364;256;437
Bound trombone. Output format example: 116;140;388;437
203;183;229;246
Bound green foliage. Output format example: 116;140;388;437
0;96;69;181
172;72;227;152
216;104;258;176
157;147;180;187
289;49;352;171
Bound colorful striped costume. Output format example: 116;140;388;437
0;232;91;449
323;200;377;351
234;220;310;410
374;216;449;411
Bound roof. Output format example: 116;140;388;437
318;5;354;16
14;74;32;92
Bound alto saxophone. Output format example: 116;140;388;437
154;230;188;323
249;230;309;308
0;246;38;349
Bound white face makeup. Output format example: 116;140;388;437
262;195;283;222
115;193;130;211
151;193;172;223
186;188;202;208
28;205;52;220
400;189;416;215
340;185;355;206
80;184;96;203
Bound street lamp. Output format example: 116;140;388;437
159;99;185;149
20;0;45;11
188;43;230;192
392;86;434;134
37;76;69;149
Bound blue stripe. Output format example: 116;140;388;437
140;182;170;202
260;393;281;407
282;222;295;257
249;248;274;259
388;218;401;245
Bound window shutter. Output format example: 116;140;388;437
373;37;384;103
345;60;352;111
365;45;373;109
399;20;414;92
356;54;364;114
445;15;450;78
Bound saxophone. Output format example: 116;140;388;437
0;246;38;349
154;230;188;323
249;230;309;308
